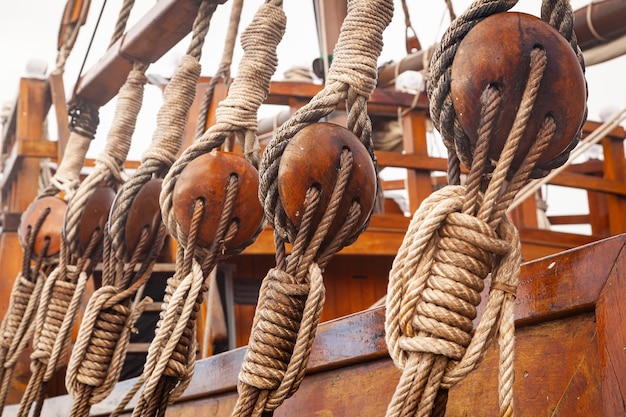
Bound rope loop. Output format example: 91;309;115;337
236;262;325;415
30;279;76;367
385;186;520;416
239;268;309;390
66;285;151;404
427;0;586;179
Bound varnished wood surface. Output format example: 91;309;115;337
8;234;624;416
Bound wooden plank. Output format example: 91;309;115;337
595;239;626;415
602;136;626;235
549;171;626;197
75;0;204;105
48;72;70;161
402;111;433;214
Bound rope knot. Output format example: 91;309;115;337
239;268;308;391
67;285;149;404
31;279;76;364
0;276;36;348
386;186;513;368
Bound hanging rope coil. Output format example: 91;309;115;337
385;2;587;415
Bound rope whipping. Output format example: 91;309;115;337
0;0;101;411
16;1;144;416
385;1;587;416
231;1;393;416
64;2;220;417
117;2;285;416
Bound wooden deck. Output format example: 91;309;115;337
5;233;623;416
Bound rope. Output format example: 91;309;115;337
14;1;147;415
113;1;288;416
193;0;244;141
64;2;221;416
231;0;393;415
109;0;136;48
385;2;587;415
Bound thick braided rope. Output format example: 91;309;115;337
17;251;92;417
131;260;204;416
258;0;393;246
193;0;244;141
0;272;45;411
385;24;558;416
234;263;325;416
384;191;521;417
108;0;216;260
428;0;586;180
233;152;359;416
65;285;151;408
161;0;286;250
42;100;100;200
64;62;148;254
130;176;239;417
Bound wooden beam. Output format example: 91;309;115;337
74;0;212;106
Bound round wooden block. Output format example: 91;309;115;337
19;196;67;258
125;179;164;257
172;151;264;252
451;12;586;173
76;186;115;254
278;122;376;243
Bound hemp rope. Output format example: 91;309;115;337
62;3;219;417
193;0;244;142
385;1;587;416
58;62;148;415
0;0;111;411
230;1;393;416
116;2;286;416
12;0;147;414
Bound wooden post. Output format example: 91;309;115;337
401;110;432;214
0;76;52;404
602;134;626;235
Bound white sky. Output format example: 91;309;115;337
1;0;624;232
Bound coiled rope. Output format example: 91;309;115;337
384;1;587;417
117;2;285;416
16;1;144;416
62;2;220;417
230;1;393;416
0;0;106;411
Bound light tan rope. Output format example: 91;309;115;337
230;1;393;416
385;0;587;415
15;0;149;415
64;2;219;416
121;3;287;415
0;2;106;407
193;0;244;141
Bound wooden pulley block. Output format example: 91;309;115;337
124;179;164;258
19;196;67;258
172;150;264;253
278;122;376;244
450;12;586;174
75;186;115;255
